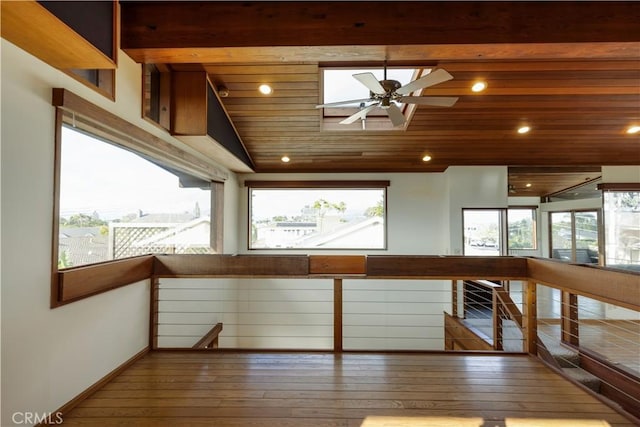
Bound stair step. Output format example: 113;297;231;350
562;367;601;393
541;338;581;368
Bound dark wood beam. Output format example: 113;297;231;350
121;1;640;51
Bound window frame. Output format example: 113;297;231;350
462;208;507;256
245;180;389;251
548;208;602;264
507;206;538;251
51;88;226;307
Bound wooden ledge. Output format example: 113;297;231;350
1;1;116;69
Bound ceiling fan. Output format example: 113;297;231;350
316;65;459;127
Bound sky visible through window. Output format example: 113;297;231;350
60;126;210;221
251;189;383;221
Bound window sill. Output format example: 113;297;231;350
53;255;154;307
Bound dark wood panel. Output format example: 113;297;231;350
309;255;367;276
121;2;640;48
367;256;528;279
153;254;310;277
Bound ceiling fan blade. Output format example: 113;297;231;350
395;69;454;95
385;104;406;127
399;96;459;107
353;72;386;95
315;98;373;108
339;104;378;124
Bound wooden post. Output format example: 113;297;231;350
561;291;579;346
492;290;503;350
334;278;343;352
523;280;538;355
150;277;159;350
451;280;458;318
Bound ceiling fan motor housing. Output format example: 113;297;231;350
374;79;402;108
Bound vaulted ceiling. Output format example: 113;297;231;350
120;1;640;196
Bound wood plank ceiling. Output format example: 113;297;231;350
121;1;640;196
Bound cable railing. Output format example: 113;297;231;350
527;259;640;419
447;279;524;352
147;254;639;419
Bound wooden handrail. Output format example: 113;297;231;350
495;287;523;329
193;323;223;349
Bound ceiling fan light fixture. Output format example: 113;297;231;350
517;125;531;134
626;125;640;134
258;84;273;95
471;81;487;92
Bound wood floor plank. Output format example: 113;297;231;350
63;351;636;427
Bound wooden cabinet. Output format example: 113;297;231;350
171;70;254;173
1;0;117;70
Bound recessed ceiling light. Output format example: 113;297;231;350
627;125;640;134
422;155;432;162
258;84;273;95
281;155;290;163
517;126;531;134
526;183;532;188
471;81;487;92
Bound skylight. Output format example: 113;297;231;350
323;68;418;107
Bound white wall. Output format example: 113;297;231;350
0;40;235;425
601;165;640;183
445;166;508;255
222;173;241;253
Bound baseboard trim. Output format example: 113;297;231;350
37;346;149;426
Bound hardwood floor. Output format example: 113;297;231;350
63;351;635;426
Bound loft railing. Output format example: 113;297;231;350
149;255;637;352
147;254;639;419
447;261;640;419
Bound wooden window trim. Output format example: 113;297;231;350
51;88;225;307
597;183;640;191
56;256;154;305
52;88;228;181
245;180;390;188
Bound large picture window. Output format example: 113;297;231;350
247;181;388;250
58;126;214;268
51;88;225;306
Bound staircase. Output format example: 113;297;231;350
540;336;601;393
